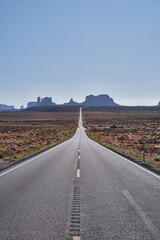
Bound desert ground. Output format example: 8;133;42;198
0;111;79;162
83;110;160;167
1;109;160;168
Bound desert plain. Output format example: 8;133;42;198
0;108;160;169
0;111;79;163
83;110;160;168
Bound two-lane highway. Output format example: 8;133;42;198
0;108;160;240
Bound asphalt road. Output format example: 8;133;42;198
0;108;160;240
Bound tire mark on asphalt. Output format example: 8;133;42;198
122;189;160;240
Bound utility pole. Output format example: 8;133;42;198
10;143;12;162
143;140;145;162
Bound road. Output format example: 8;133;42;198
0;108;160;240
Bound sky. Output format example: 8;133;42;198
0;0;160;108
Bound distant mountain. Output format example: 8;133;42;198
0;103;15;110
62;95;118;106
63;98;81;106
1;95;158;111
26;94;118;108
27;97;56;108
81;94;118;106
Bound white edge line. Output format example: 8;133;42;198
104;145;160;179
81;107;159;179
122;189;160;238
90;139;160;180
0;147;55;177
0;111;82;177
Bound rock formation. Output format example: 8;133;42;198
0;104;15;110
63;98;80;106
27;97;56;108
27;94;118;108
81;94;118;106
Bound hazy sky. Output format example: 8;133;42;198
1;0;160;108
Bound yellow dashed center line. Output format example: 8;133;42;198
77;169;80;178
73;236;80;240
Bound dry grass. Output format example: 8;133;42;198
0;111;78;162
83;111;160;167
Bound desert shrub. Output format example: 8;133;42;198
110;125;117;128
153;156;160;162
16;150;22;154
127;151;141;159
30;145;37;150
12;147;16;151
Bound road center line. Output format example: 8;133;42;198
122;189;160;239
77;160;80;170
73;237;80;240
77;169;80;178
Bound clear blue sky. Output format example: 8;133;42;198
0;0;160;108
